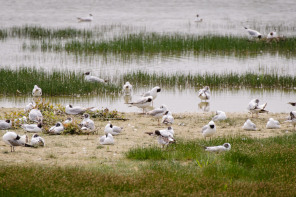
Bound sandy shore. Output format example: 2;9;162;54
0;108;293;167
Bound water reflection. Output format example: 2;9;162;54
0;88;294;113
198;102;210;112
123;95;132;104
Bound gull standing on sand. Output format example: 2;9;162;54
194;14;203;22
286;111;296;130
247;99;268;117
242;119;256;131
104;123;123;135
49;122;64;134
32;85;42;97
212;110;227;121
244;27;262;39
122;82;133;95
29;108;43;122
99;133;114;145
21;122;42;133
162;111;174;125
201;120;216;139
84;72;107;83
145;127;175;148
204;143;231;153
0;120;12;130
147;104;168;125
30;134;45;147
2;132;32;152
198;86;210;102
77;14;93;22
266;118;280;129
128;96;153;113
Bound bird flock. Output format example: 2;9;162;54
3;82;296;154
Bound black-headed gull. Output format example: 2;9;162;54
29;109;43;122
205;143;231;153
244;27;262;39
63;117;73;124
143;86;161;100
21;123;42;133
0;120;12;130
32;85;42;97
49;122;64;134
247;99;268;117
31;134;45;147
194;14;203;22
128;96;153;113
24;101;36;112
123;82;133;95
162;111;174;125
147;104;168;125
77;14;93;22
286;111;296;130
2;131;32;152
145;127;175;147
198;86;210;102
81;113;95;131
65;104;88;115
201;120;216;139
212;110;227;121
267;31;277;39
104;123;123;135
84;72;107;83
242;119;256;131
99;133;114;145
266;118;280;129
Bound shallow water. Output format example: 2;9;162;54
0;0;295;113
0;88;295;113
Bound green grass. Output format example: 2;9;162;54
122;71;296;89
1;134;296;196
0;67;121;96
59;33;296;56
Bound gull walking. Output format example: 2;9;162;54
128;96;153;113
147;104;168;125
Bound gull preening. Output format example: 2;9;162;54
77;14;93;22
242;119;256;131
80;113;95;133
21;122;42;133
247;99;268;117
2;132;32;152
147;104;168;125
49;122;64;134
25;101;36;112
266;118;280;129
128;96;153;113
66;104;88;115
212;110;227;121
286;111;296;130
145;127;175;148
198;86;210;102
244;27;262;39
99;133;114;145
0;120;12;130
84;72;107;83
201;120;216;139
162;111;174;125
194;14;203;22
29;109;43;122
32;85;42;97
122;82;133;95
104;123;123;135
31;134;45;147
205;143;231;153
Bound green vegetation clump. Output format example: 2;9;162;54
0;67;121;96
123;71;296;89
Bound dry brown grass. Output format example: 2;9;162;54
0;108;292;168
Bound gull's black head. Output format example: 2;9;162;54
16;135;21;140
210;124;215;129
56;122;61;127
164;111;169;115
224;143;230;148
84;113;89;119
69;104;73;108
155;130;161;136
168;127;172;130
5;120;10;123
37;123;42;128
157;88;161;93
110;124;113;128
84;72;90;75
270;32;273;36
258;35;262;39
89;14;93;16
147;98;152;102
33;134;39;138
255;99;259;104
